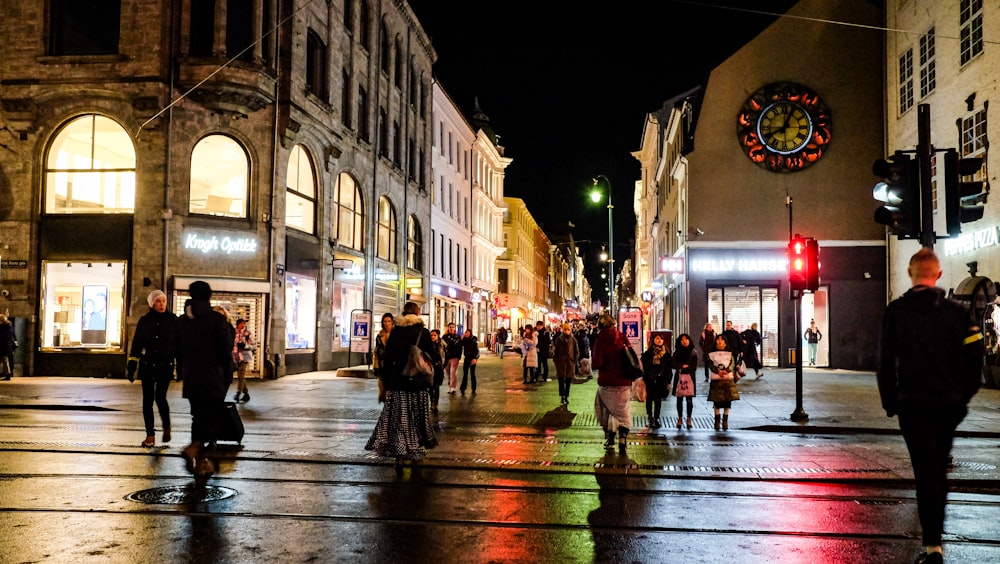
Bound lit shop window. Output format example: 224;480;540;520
285;274;317;349
335;172;365;251
285;145;316;234
40;261;126;350
45;115;136;214
189;135;249;218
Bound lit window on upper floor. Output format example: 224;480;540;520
286;145;316;234
45;114;135;214
189;135;249;218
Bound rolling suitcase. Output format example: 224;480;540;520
217;401;245;444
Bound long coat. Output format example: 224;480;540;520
552;331;579;381
521;334;538;368
740;328;763;370
640;346;671;400
382;314;435;392
592;326;632;388
176;300;236;400
129;308;177;379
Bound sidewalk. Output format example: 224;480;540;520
2;354;999;485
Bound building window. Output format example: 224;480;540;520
50;0;121;55
420;78;428;119
40;261;126;350
358;0;371;50
358;86;369;142
189;135;249;218
379;21;390;74
407;216;423;271
918;27;935;99
306;29;328;101
961;107;987;157
341;69;352;128
409;62;418;107
226;0;254;62
376;196;396;261
394;37;404;87
44;114;136;214
379;108;389;157
343;0;354;31
392;120;401;165
335;172;365;251
960;0;984;66
286;145;316;234
409;137;417;178
898;49;914;114
930;153;939;213
189;0;214;56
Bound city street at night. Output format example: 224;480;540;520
2;352;1000;563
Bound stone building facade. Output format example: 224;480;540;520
0;0;434;376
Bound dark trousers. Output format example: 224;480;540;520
141;366;173;436
429;384;440;405
676;396;693;418
645;398;661;419
702;357;711;381
523;365;537;383
460;360;477;393
898;404;967;546
538;355;550;379
188;397;225;447
558;378;572;400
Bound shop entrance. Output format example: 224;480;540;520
799;287;829;367
707;285;779;366
172;291;265;377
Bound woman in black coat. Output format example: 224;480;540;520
640;333;672;429
0;313;13;381
741;323;764;378
671;333;698;430
459;329;480;395
127;290;177;447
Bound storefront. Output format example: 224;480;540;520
431;283;472;334
331;257;367;367
284;234;320;374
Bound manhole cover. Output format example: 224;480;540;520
126;485;237;504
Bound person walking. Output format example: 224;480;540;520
592;314;632;454
535;321;551;382
671;333;698;430
442;323;462;394
707;334;740;431
459;329;480;395
373;313;394;403
741;322;764;378
496;325;508;358
365;301;438;467
552;323;579;405
878;248;984;564
640;333;671;430
699;323;716;383
0;314;13;381
233;318;255;402
521;325;539;384
427;329;445;413
127;290;177;447
804;319;822;366
176;281;236;480
721;321;742;359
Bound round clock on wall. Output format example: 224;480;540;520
737;82;831;173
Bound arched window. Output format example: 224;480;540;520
358;0;371;51
45;114;136;214
376;196;396;261
407;215;423;271
189;135;249;218
335;172;364;251
286;145;316;233
379;21;390;73
393;36;403;86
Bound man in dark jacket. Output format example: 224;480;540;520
878;248;984;564
535;321;551;381
176;281;236;479
127;289;177;448
442;323;462;394
721;321;742;359
699;323;716;382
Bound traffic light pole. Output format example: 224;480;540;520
786;197;808;422
917;104;935;249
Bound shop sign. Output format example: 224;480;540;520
690;257;786;273
660;256;684;274
943;225;999;257
183;229;258;256
405;277;422;288
640;290;654;303
0;259;27;269
340;267;399;282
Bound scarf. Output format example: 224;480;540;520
651;344;666;365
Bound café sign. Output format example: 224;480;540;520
943;225;999;257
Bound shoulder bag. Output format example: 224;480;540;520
621;343;644;380
402;330;434;387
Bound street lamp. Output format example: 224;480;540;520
592;175;614;312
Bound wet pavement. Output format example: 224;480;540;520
2;351;1000;562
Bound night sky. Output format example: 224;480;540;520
409;0;798;301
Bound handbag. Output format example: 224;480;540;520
630;377;647;402
737;360;747;378
675;372;695;397
621;343;643;380
402;331;434;387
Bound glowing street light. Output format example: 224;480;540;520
592;175;614;312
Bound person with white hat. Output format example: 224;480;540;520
127;289;178;447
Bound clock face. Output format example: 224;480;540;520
737;82;831;173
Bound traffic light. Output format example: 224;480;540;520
945;149;987;236
873;153;920;238
787;235;807;293
805;238;820;292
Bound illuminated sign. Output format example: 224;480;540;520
660;256;685;274
689;257;786;273
183;230;258;255
340;267;399;281
405;277;423;288
943;225;999;257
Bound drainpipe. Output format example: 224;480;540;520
267;0;283;377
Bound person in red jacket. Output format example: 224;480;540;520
591;313;632;454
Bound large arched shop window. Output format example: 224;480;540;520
376;196;396;261
335;172;364;251
44;114;136;214
189;134;249;218
407;215;422;271
285;145;316;233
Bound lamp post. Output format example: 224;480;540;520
592;175;614;313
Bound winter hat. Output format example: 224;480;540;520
146;289;166;308
188;280;212;300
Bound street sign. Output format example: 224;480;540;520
350;311;371;353
619;309;643;354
